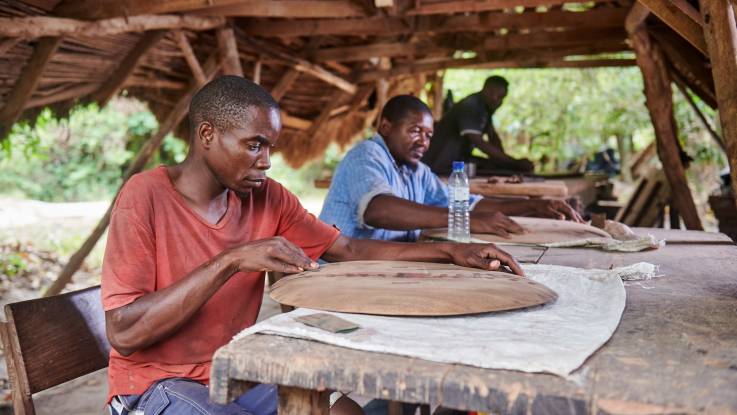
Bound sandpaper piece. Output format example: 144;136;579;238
270;261;557;317
294;313;360;334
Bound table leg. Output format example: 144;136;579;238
387;401;403;415
278;386;329;414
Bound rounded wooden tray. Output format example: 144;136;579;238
424;216;611;245
270;261;557;316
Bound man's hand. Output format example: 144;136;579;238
225;237;318;274
470;211;524;238
448;243;525;276
526;199;584;223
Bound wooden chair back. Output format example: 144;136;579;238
0;285;109;415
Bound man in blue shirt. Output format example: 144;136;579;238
320;95;581;242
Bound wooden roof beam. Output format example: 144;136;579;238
175;31;207;86
0;15;224;39
0;38;20;56
406;0;608;15
357;43;630;81
90;30;166;107
241;7;628;37
217;25;244;76
190;1;367;18
271;68;300;101
54;0;367;19
0;37;61;141
637;0;707;54
311;28;626;63
246;37;357;94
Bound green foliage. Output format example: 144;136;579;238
0;252;27;279
0;99;188;202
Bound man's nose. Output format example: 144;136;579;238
256;148;271;170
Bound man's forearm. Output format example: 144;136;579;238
364;195;447;230
476;197;537;216
323;235;453;263
106;253;237;356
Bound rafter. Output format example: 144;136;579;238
271;68;300;101
0;38;20;56
217;25;244;76
0;37;61;141
406;0;607;15
190;1;366;17
637;0;707;54
90;30;166;106
311;27;626;63
241;8;628;37
357;42;630;81
175;30;207;86
0;15;224;39
54;0;366;19
246;36;357;94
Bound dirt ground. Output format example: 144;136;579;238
0;198;304;414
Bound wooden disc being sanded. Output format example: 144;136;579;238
423;216;611;245
270;261;557;316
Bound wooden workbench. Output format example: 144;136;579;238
210;230;737;414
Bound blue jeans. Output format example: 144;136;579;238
109;378;277;415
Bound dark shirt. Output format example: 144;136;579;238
422;92;492;174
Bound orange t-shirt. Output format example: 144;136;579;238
101;166;340;401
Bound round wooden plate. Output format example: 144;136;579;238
270;261;557;316
424;216;611;245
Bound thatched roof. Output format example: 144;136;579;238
0;0;715;166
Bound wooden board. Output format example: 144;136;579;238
270;261;557;316
469;178;568;198
423;217;611;245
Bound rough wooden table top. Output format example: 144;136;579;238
210;235;737;414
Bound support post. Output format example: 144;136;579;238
627;20;703;230
277;386;329;415
701;0;737;209
44;53;221;296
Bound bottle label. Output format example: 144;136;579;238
453;187;469;202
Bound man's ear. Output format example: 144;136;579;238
197;121;215;149
377;118;392;137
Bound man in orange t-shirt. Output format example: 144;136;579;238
102;75;523;415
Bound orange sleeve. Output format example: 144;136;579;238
275;183;340;260
101;182;157;312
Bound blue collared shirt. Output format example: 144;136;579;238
319;134;481;242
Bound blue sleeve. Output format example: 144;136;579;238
321;142;397;229
421;165;449;208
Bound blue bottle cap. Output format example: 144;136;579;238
452;161;465;172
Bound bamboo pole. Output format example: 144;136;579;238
43;53;221;297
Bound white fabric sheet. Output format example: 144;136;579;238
234;263;655;377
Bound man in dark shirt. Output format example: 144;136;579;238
423;76;534;175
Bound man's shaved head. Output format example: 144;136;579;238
188;75;279;137
380;94;432;124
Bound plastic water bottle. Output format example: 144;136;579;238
448;161;470;243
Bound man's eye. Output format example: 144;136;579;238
248;144;261;151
